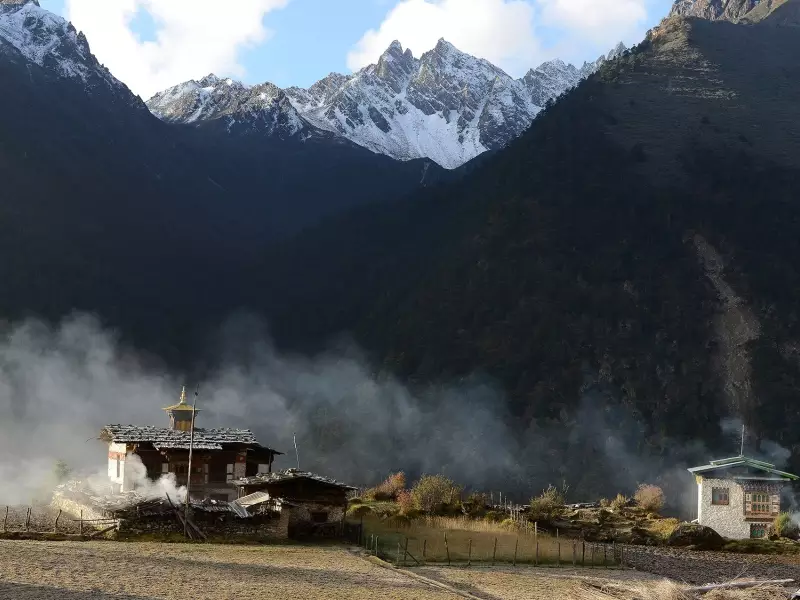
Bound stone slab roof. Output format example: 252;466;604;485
232;468;356;490
100;425;282;454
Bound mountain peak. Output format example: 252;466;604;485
387;40;403;53
669;0;759;22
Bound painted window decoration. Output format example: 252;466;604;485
751;492;771;514
750;523;767;539
711;487;729;505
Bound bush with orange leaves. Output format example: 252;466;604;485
634;484;665;513
365;472;407;501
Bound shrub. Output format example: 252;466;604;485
397;490;415;514
349;497;363;506
770;512;799;539
599;498;610;508
365;471;407;501
484;510;505;523
634;484;665;513
610;493;629;511
411;474;462;514
464;492;490;517
528;485;565;522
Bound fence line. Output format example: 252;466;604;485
1;506;89;536
348;519;622;569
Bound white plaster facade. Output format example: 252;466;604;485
696;477;775;539
107;442;129;493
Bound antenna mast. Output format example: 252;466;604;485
740;423;746;457
184;385;199;538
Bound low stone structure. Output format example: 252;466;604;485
233;469;356;538
52;481;290;539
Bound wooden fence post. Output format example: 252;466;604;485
397;542;402;566
557;542;561;567
53;510;61;533
79;510;83;537
582;541;585;567
422;539;427;560
604;545;607;569
2;507;7;533
25;507;31;531
444;532;450;566
492;538;497;566
467;538;472;567
591;545;595;569
535;539;539;566
572;540;577;567
513;536;518;567
404;537;409;568
375;536;379;557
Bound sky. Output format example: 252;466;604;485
39;0;675;99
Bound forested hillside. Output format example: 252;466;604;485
248;12;800;494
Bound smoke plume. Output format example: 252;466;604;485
0;312;740;515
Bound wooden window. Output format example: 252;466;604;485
771;494;780;515
751;492;770;514
311;511;329;524
711;488;729;505
161;463;169;474
226;464;234;482
750;523;767;539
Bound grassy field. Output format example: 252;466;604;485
358;514;618;566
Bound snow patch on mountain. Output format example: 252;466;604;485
147;38;626;168
0;0;138;103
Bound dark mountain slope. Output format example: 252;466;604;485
0;1;445;358
250;13;800;492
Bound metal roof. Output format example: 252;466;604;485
232;468;357;490
100;425;282;454
688;455;799;480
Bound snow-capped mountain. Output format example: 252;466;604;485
148;39;626;169
148;75;306;139
0;0;139;105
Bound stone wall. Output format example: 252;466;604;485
117;510;289;540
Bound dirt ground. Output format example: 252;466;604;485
0;540;462;600
417;565;667;600
0;540;684;600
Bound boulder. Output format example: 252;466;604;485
667;523;725;551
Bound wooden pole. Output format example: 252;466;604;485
444;532;450;566
535;540;539;566
53;510;61;533
375;535;379;556
582;541;585;567
184;385;199;539
79;510;83;537
422;538;427;560
572;540;577;567
2;507;7;533
25;507;30;531
557;542;561;567
404;537;409;568
492;537;497;566
397;542;402;566
467;538;472;567
591;545;595;568
604;545;607;568
513;536;518;567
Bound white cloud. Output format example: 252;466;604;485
538;0;648;44
347;0;542;75
347;0;652;76
65;0;290;99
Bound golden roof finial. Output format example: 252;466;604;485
179;385;187;405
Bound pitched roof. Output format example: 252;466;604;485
688;455;799;480
100;425;282;454
232;468;357;490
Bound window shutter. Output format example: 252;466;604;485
771;494;780;515
745;492;752;514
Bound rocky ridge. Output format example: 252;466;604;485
147;40;628;169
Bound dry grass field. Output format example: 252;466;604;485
0;540;462;600
0;540;792;600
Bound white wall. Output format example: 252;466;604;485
698;477;772;539
107;442;128;490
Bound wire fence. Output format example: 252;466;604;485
348;518;624;568
0;505;110;536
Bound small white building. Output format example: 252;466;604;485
688;455;798;539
